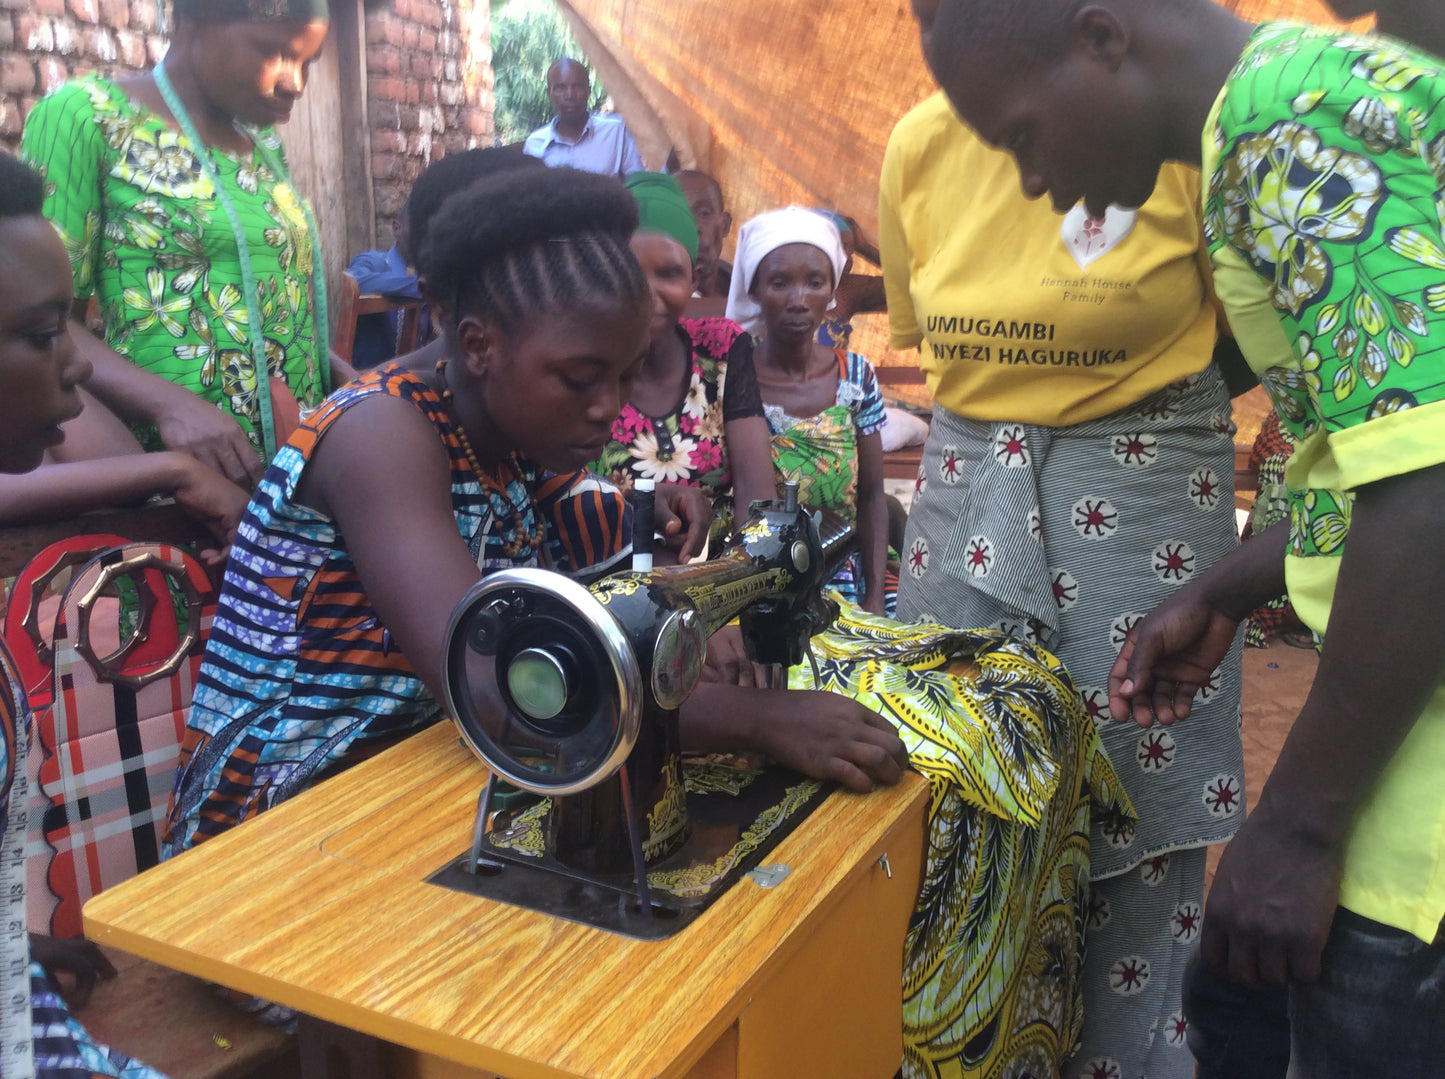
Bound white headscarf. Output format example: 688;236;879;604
725;206;847;338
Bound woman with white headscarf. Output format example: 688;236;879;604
727;207;893;615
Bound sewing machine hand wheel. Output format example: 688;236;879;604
443;569;643;796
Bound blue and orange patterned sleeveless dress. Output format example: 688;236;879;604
163;365;631;854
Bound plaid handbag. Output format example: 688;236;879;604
1;534;133;704
5;540;215;937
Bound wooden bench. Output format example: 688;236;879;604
80;950;296;1079
874;365;928;483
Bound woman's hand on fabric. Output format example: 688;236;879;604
1107;581;1241;727
681;683;909;791
700;623;771;687
1201;799;1343;987
656;482;710;561
752;690;909;792
29;933;117;1010
154;392;264;488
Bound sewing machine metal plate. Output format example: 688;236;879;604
428;760;830;939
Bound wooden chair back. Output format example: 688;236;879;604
332;269;363;362
333;270;423;363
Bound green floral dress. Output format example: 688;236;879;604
1204;23;1445;943
1204;24;1445;576
22;74;327;454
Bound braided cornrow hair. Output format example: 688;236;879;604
401;149;543;265
417;167;648;340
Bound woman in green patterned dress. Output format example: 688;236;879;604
21;0;342;488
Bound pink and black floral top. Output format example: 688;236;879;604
589;317;763;498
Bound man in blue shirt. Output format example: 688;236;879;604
523;58;644;178
346;196;424;369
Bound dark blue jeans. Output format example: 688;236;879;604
1184;908;1445;1079
1183;949;1290;1079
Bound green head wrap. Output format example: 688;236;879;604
624;172;699;264
174;0;329;21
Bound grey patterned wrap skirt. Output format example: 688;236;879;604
896;365;1246;880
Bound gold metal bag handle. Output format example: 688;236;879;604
72;552;204;691
21;546;117;668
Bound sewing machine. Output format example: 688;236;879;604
430;483;855;938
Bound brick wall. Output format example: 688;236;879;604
0;0;493;248
365;0;492;246
0;0;164;147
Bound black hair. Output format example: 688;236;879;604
401;149;542;264
0;152;45;221
927;0;1083;72
417;166;648;339
676;169;725;210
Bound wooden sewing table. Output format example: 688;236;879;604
85;723;929;1078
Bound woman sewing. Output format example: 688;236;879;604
21;0;343;489
589;173;776;514
162;165;911;856
726;207;894;616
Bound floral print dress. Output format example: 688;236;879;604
22;74;327;454
1203;22;1445;949
589;318;762;497
766;349;894;612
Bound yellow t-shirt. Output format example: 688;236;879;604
879;93;1218;426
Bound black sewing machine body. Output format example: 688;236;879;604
429;490;854;938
